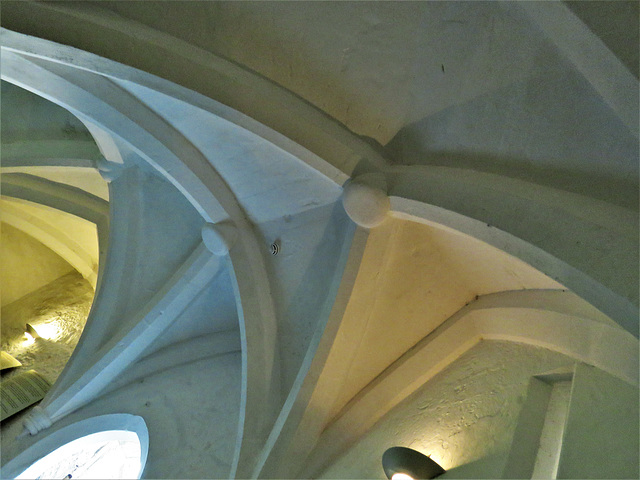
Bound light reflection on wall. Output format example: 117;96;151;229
22;332;36;347
28;319;63;341
322;342;576;479
1;272;95;384
414;432;462;471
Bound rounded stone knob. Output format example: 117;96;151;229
202;221;238;256
342;180;390;228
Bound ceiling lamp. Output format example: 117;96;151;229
382;447;445;480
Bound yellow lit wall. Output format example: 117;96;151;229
1;222;74;307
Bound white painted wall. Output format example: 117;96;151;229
558;363;639;479
258;202;354;394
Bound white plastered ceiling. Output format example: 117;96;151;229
321;217;564;422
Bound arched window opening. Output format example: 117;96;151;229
16;430;143;480
1;81;108;420
4;415;148;480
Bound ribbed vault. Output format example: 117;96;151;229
1;2;637;478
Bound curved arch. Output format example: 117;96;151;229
2;414;149;480
0;6;386;181
2;33;280;476
1;200;98;287
1;173;109;227
1;172;109;292
389;193;638;336
1;139;99;169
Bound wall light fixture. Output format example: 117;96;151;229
382;446;445;480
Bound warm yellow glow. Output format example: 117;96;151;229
391;473;415;480
411;440;452;470
32;323;59;340
23;332;35;345
427;452;447;470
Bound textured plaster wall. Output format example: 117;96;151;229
1;271;93;384
1;222;75;307
320;341;575;479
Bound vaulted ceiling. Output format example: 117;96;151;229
1;1;637;478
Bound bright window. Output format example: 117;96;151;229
16;430;143;479
3;414;148;480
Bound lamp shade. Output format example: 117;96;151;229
382;446;445;480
